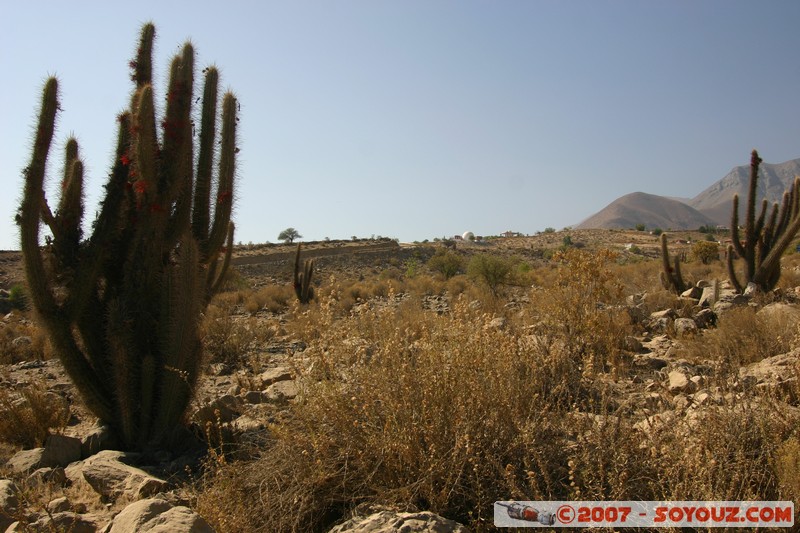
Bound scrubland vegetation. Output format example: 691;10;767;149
184;242;800;531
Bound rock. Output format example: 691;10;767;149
8;512;102;533
43;434;82;467
7;433;82;474
243;390;268;404
667;370;696;394
484;317;506;330
193;394;243;426
82;424;119;459
7;448;45;474
622;336;643;352
756;302;800;323
743;282;761;297
47;496;75;514
739;349;799;401
328;510;469;533
102;498;214;533
632;355;668;372
673;318;698;337
27;466;66;487
77;450;168;501
258;367;293;388
694;308;716;329
265;380;298;402
232;414;266;434
681;286;702;299
0;479;19;532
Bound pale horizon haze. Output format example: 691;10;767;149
2;1;799;250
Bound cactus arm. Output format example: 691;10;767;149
207;92;237;256
730;194;747;260
192;67;219;252
131;23;155;90
207;222;234;299
163;46;195;246
19;78;59;315
154;236;202;443
727;244;743;294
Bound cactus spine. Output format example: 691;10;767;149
294;243;315;304
18;23;238;452
659;233;687;294
727;150;800;293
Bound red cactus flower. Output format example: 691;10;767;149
217;191;231;205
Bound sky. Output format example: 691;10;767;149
2;1;799;250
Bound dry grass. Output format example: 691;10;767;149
0;382;70;449
681;306;799;370
191;247;800;531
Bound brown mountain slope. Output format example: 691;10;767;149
576;192;716;231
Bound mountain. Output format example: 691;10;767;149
688;158;800;226
576;192;716;231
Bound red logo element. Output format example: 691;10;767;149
557;505;575;524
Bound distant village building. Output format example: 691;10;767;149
501;230;522;238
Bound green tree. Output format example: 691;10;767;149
692;241;720;264
278;227;301;243
467;254;512;297
427;249;464;280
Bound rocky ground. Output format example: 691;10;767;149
0;232;798;531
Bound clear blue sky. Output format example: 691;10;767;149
2;1;799;250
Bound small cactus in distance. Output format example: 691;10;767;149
659;233;688;294
17;23;238;452
294;243;315;304
727;150;800;293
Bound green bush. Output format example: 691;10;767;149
692;240;720;264
7;285;27;311
427;249;464;280
467;253;513;296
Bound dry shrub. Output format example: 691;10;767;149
682;306;798;370
531;248;631;377
244;285;294;314
0;382;70;448
201;306;260;367
198;297;589;531
775;435;800;503
405;274;443;297
653;399;797;502
0;317;50;364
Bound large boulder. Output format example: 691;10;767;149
67;450;168;502
6;434;82;474
101;498;214;533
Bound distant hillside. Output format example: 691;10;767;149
576;192;716;231
688;158;800;225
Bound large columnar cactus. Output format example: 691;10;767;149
727;150;800;293
293;243;315;304
17;23;238;452
659;233;687;294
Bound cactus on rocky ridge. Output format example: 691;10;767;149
17;23;238;452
